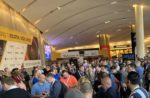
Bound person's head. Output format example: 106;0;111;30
34;70;41;77
111;65;117;74
46;73;55;83
65;88;84;98
78;77;93;98
100;65;107;72
100;72;112;90
96;65;101;72
11;68;20;76
136;61;141;67
62;70;70;79
126;71;140;90
4;67;9;72
38;74;46;83
50;68;57;75
1;77;16;91
79;66;85;72
127;63;136;72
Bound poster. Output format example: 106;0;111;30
0;41;27;70
0;40;6;63
25;37;40;60
44;45;52;61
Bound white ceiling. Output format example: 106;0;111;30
4;0;150;49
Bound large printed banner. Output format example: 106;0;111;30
23;60;41;68
0;26;33;45
0;27;41;70
0;41;27;70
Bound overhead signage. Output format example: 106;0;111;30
0;26;33;45
61;51;80;58
84;50;99;57
122;53;135;61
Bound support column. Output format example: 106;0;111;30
131;24;136;54
98;34;110;58
134;5;145;59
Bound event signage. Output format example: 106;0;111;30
84;50;99;57
122;53;135;61
61;51;80;58
0;26;33;45
0;41;27;70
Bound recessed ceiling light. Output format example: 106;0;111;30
133;4;136;8
117;29;121;32
45;29;49;33
105;20;111;24
34;19;42;24
57;6;61;10
110;1;117;5
96;35;99;38
69;36;74;39
21;8;26;12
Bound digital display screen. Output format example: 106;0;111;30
44;45;51;61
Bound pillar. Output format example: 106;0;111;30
134;5;145;59
131;24;136;54
98;34;110;58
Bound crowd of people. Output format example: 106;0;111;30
0;56;150;98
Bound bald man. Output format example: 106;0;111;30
96;72;120;98
31;74;50;98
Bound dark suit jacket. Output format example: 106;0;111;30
96;87;120;98
0;88;31;98
75;71;85;80
46;80;62;98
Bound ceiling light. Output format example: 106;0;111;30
34;19;42;24
57;6;61;10
21;8;27;12
96;35;100;38
117;29;121;32
133;4;137;8
110;1;117;5
105;20;111;24
69;36;73;39
141;5;144;8
45;29;49;33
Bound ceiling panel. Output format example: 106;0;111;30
3;0;150;49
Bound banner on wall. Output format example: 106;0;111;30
0;26;33;45
23;60;41;68
25;37;40;60
84;50;99;57
61;51;80;58
0;41;27;70
0;27;41;70
0;40;6;63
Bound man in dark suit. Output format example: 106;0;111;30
0;77;31;98
46;73;62;98
75;65;86;80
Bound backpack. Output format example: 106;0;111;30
59;82;68;98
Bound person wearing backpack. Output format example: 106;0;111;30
46;73;68;98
